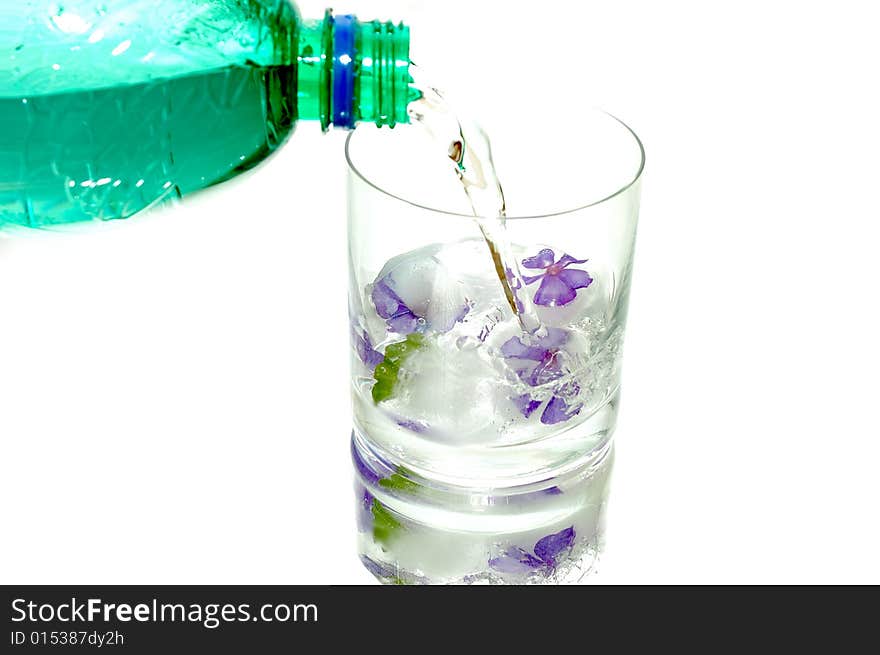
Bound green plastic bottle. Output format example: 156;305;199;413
0;1;416;229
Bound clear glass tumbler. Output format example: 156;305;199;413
346;110;644;584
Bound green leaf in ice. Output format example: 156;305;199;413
371;499;402;546
371;333;426;404
378;467;419;494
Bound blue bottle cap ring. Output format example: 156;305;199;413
332;14;357;129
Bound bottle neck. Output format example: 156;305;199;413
296;11;418;130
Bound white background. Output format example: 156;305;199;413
2;0;879;584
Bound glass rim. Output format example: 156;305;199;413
344;109;645;221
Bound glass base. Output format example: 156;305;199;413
352;433;614;585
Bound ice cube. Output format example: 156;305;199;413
381;333;520;444
370;244;470;335
366;239;516;349
434;239;515;345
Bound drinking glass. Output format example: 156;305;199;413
346;110;644;584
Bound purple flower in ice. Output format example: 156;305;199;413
489;526;576;575
396;417;430;434
501;328;583;425
371;278;422;335
352;443;381;532
352;441;383;487
359;555;425;584
357;487;375;532
370;274;470;335
521;249;593;307
360;554;396;579
539;394;582;425
512;393;541;418
352;442;413;545
501;328;569;386
352;326;384;370
489;547;543;574
533;526;577;566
